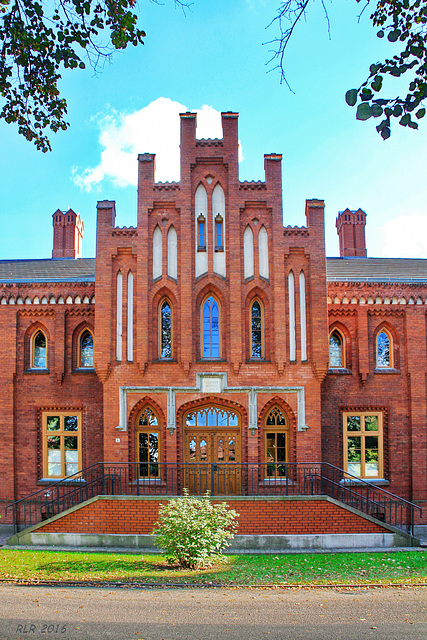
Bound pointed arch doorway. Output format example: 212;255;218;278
183;405;242;495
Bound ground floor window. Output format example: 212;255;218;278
136;407;160;478
343;412;383;479
42;412;81;479
264;405;289;477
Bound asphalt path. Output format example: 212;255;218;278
0;585;425;640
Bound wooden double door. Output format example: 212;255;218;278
184;406;242;495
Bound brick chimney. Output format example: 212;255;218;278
52;209;84;259
336;208;367;257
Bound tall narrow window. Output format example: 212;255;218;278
244;225;254;279
329;330;344;368
198;215;206;250
32;330;47;369
299;270;307;361
79;330;93;368
159;299;172;359
116;271;122;361
377;330;392;368
42;412;81;479
250;299;264;358
259;225;269;280
343;412;383;479
215;214;223;250
153;226;162;280
288;271;296;361
203;296;220;358
264;406;289;478
136;407;160;478
127;271;133;362
167;226;177;279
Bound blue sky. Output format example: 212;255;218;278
1;0;426;260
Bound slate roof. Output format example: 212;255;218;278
327;257;427;283
0;258;95;283
1;256;427;285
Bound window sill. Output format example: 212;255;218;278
153;358;176;363
328;368;352;375
214;247;224;252
25;368;49;374
37;478;86;485
340;478;389;487
261;478;295;485
73;367;95;373
197;246;207;252
374;368;400;374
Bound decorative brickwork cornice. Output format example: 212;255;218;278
239;181;267;191
368;308;405;317
65;308;94;317
153;183;180;191
329;308;356;317
283;226;309;237
17;309;54;317
112;227;137;237
195;139;223;147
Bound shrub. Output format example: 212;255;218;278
152;490;239;569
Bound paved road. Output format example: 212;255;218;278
0;585;425;640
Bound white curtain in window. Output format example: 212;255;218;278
153;226;162;280
259;226;269;280
167;226;177;280
127;270;133;362
299;270;307;361
288;271;296;361
116;271;123;361
243;225;254;279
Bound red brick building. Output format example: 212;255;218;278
1;111;426;544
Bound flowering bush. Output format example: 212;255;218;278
152;490;239;569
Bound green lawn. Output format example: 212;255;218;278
0;549;425;585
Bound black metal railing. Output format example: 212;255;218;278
5;462;422;536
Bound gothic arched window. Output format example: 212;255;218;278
329;330;344;368
32;330;47;369
202;296;220;358
159;299;172;359
250;299;264;358
79;330;94;368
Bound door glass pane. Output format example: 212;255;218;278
196;410;206;426
218;410;227;427
217;439;224;461
148;433;159;476
207;409;217;426
229;413;238;427
139;432;149;475
228;438;235;462
200;439;207;462
189;438;196;461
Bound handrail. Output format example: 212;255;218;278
5;461;421;536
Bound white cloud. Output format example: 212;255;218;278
73;98;230;191
376;212;427;258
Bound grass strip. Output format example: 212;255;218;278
0;549;426;586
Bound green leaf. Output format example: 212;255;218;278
377;30;385;38
416;108;426;119
372;104;383;118
356;103;373;121
388;29;401;42
400;114;411;126
345;89;358;107
380;127;391;140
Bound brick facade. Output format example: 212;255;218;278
1;110;426;529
